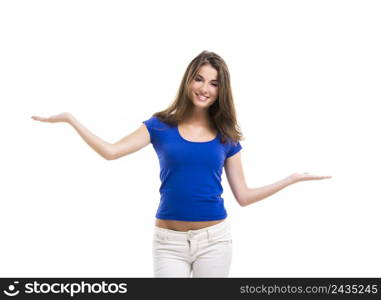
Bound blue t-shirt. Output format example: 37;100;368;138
143;116;242;221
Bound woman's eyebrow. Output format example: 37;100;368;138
196;74;218;82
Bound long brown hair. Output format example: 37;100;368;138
152;50;244;144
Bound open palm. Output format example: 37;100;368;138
31;112;72;123
290;172;332;183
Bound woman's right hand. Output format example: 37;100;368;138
31;112;73;123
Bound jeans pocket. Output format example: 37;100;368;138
211;231;232;245
153;231;167;244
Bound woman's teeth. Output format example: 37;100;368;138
196;94;208;101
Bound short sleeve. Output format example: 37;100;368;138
142;116;157;144
226;141;242;158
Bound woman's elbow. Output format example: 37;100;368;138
104;153;115;160
103;146;116;160
237;196;247;207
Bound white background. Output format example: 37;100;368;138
1;0;380;277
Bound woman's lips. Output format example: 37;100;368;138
195;93;208;101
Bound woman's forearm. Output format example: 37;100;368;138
241;176;297;207
68;115;114;160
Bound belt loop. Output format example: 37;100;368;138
164;230;168;240
207;229;212;242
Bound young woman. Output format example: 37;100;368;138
31;50;331;277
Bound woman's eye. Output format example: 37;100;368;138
195;78;218;87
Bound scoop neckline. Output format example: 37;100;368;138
176;124;219;144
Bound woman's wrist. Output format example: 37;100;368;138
287;173;300;184
65;113;75;124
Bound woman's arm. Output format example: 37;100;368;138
241;173;332;206
224;152;332;207
240;176;297;206
31;112;150;160
67;114;115;160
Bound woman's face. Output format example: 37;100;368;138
188;64;219;109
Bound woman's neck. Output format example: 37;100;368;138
183;108;212;127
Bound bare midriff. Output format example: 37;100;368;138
155;218;225;232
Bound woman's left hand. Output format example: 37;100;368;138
289;172;332;183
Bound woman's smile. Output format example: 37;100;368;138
195;93;209;102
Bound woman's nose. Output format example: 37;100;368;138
201;83;209;94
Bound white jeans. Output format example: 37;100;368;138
152;218;232;277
